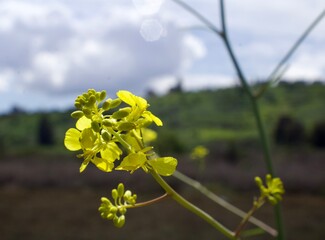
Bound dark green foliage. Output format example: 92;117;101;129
311;121;325;148
274;115;305;145
0;81;324;153
154;130;185;155
38;115;55;145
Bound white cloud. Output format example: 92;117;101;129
0;0;205;97
149;73;236;94
284;51;325;80
0;0;324;113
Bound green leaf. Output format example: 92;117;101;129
64;128;81;151
116;152;147;172
148;157;177;176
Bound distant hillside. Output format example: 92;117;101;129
0;81;324;155
148;81;325;149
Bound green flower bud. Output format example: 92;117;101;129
91;121;101;132
254;177;263;187
114;215;125;228
117;183;125;198
109;206;118;214
118;122;135;131
106;213;115;220
101;130;111;142
99;90;106;101
110;98;122;109
112;189;118;201
82;107;92;117
102;100;111;111
101;197;111;205
123;190;132;199
74;101;82;109
86;95;97;107
102;119;114;127
112;109;130;119
71;110;84;119
119;207;127;215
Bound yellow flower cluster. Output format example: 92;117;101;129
64;89;177;176
255;174;285;205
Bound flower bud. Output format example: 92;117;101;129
112;109;130;119
86;95;96;107
114;215;125;228
82;107;92;117
101;130;111;142
119;207;127;215
91;121;100;132
112;189;118;201
118;122;135;131
102;119;114;127
71;110;84;119
99;90;107;101
102;100;111;111
109;206;118;214
117;183;124;198
110;98;122;109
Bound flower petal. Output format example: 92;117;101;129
116;152;147;172
64;128;81;151
148;157;177;176
76;116;92;130
92;156;114;172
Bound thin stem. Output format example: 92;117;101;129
171;0;222;37
219;0;253;99
132;193;169;208
266;9;325;83
107;128;133;153
173;170;278;237
234;197;265;238
219;1;284;238
150;169;236;239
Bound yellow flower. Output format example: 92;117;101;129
117;90;163;126
64;116;122;172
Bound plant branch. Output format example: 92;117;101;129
266;9;325;83
173;170;278;237
171;0;223;37
132;193;169;208
150;169;235;239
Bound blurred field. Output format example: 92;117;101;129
1;82;324;239
0;152;324;240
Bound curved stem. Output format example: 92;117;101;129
173;170;278;237
131;193;169;208
150;169;235;239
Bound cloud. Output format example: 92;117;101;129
149;73;236;94
0;0;206;96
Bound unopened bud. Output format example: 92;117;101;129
71;110;84;119
110;98;122;109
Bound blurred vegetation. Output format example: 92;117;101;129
0;81;324;157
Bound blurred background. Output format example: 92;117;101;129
0;0;324;239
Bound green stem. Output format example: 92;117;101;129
150;169;235;239
128;193;169;208
266;9;325;82
173;170;278;237
234;197;265;238
107;128;133;153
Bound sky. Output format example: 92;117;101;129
0;0;324;113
